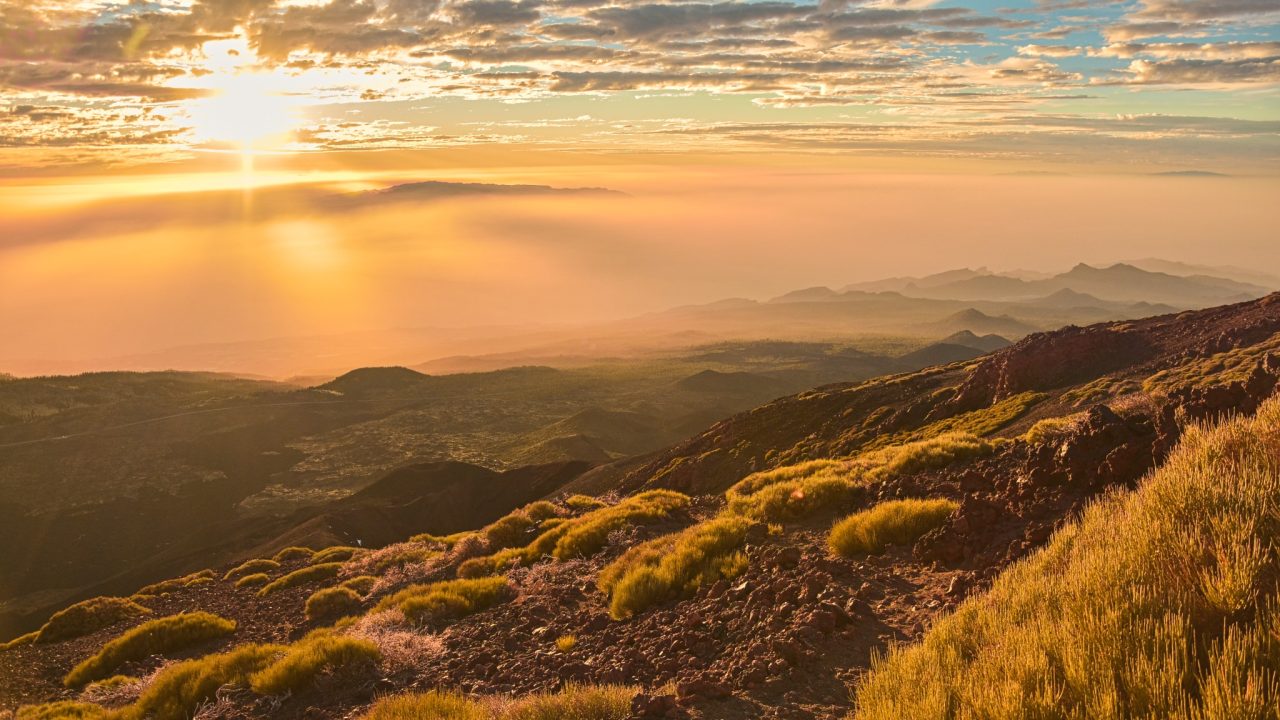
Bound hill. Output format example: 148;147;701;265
3;294;1277;718
0;340;969;636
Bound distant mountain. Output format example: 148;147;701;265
895;343;985;368
767;286;841;303
939;330;1011;352
674;369;792;396
321;366;431;396
919;308;1040;338
1127;258;1280;290
905;263;1267;307
844;267;991;293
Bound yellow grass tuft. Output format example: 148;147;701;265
64;611;236;687
248;633;381;695
828;498;958;557
256;562;343;597
599;515;752;620
305;586;363;622
373;576;511;627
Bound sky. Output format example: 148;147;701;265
0;0;1278;369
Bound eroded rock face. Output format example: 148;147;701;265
913;403;1160;573
952;326;1155;410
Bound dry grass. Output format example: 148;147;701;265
345;542;439;576
14;701;107;719
555;635;577;652
221;558;280;581
599;515;752;620
341;575;378;595
828;498;958;557
64;611;236;687
256;562;343;597
361;684;636;720
373;576;510;627
363;690;487;720
347;609;446;672
853;394;1280;720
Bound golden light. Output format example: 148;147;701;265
182;36;302;156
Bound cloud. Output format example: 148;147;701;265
1102;57;1280;85
0;0;1275;166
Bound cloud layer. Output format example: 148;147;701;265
0;0;1277;168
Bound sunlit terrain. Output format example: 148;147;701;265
0;1;1278;718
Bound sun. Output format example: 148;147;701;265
182;37;301;153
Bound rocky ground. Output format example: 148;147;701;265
2;295;1279;719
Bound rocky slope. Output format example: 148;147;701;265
2;294;1278;719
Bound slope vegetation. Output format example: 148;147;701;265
855;394;1280;719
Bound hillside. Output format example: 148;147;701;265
0;341;969;640
2;294;1277;718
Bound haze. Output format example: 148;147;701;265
2;0;1278;374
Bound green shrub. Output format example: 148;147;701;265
235;572;270;588
829;498;959;557
305;586;363;621
64;611;237;687
855;433;995;482
31;596;152;645
727;434;990;523
112;643;284;720
311;546;361;564
455;491;690;578
533;490;689;561
222;558;280;581
485;512;536;549
457;548;523;578
374;576;510;627
852;395;1280;720
15;701;107;719
85;674;135;691
341;575;378;595
272;546;315;562
248;633;380;695
600;515;752;620
257;562;343;597
1023;414;1085;445
726;458;866;522
136;569;216;596
408;531;473;548
522;501;561;523
563;494;607;512
362;690;487;720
